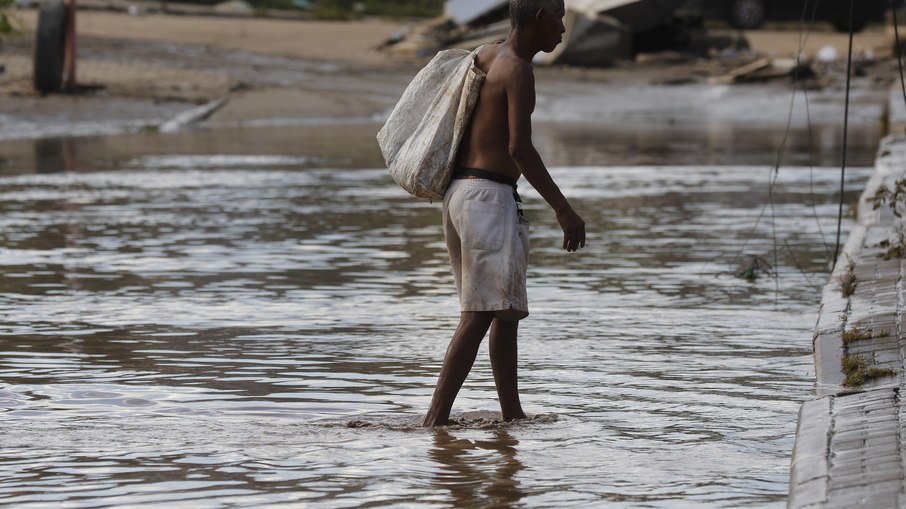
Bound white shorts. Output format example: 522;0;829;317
442;178;530;321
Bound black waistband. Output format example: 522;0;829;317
453;167;518;188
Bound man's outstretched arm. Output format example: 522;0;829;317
505;62;586;252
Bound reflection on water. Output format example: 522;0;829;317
0;120;883;175
431;426;525;507
0;128;872;507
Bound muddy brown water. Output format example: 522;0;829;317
0;122;878;507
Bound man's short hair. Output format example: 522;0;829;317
509;0;562;28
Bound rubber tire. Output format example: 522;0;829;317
727;0;766;29
33;0;67;94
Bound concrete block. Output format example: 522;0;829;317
830;462;902;486
834;389;896;407
825;489;899;509
835;406;898;421
789;477;828;509
869;349;901;365
790;398;833;494
815;333;846;387
817;310;846;334
832;429;897;445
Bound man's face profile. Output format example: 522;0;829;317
536;2;566;52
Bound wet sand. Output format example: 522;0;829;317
0;10;412;133
0;9;902;138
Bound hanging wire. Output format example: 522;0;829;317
778;0;824;293
784;239;820;289
832;0;856;268
890;0;906;188
893;1;906;120
726;0;821;275
805;80;834;258
797;1;834;259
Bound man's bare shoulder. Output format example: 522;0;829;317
479;45;535;85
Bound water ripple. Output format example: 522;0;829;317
0;160;870;508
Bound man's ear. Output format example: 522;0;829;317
534;8;545;24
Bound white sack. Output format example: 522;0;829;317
377;47;486;201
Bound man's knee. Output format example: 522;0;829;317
460;311;495;328
492;317;519;332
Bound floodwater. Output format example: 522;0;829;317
0;123;875;508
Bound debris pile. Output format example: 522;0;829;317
380;0;887;89
382;0;738;67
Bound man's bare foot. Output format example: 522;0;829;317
422;415;448;427
501;410;527;422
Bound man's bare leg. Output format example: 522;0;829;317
423;311;494;427
489;318;527;422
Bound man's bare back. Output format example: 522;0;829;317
456;43;526;181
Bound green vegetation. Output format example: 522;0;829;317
841;354;897;388
841;327;890;346
310;0;353;19
836;257;857;297
869;178;906;218
868;178;906;259
735;255;773;282
879;231;906;260
0;0;19;41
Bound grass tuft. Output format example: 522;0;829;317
836;257;857;298
841;327;890;346
841;354;898;388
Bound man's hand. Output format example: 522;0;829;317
556;207;586;252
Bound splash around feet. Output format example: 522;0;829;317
345;411;559;431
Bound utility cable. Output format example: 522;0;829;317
832;0;856;268
893;1;906;116
891;0;906;183
796;0;833;259
726;0;821;280
805;84;833;258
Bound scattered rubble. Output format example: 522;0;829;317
380;0;889;89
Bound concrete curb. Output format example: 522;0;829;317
788;134;906;508
790;389;903;509
789;397;833;508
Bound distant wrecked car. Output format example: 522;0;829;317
682;0;901;32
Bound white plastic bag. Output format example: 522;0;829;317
377;47;486;201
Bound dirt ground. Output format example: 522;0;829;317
0;7;903;136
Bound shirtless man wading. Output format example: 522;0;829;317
423;0;586;427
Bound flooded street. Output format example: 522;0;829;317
0;123;876;507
